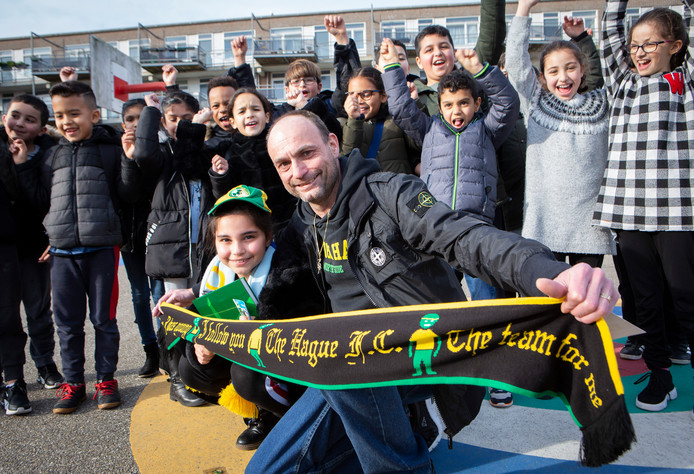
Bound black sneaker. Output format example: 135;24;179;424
53;383;86;414
37;363;65;389
488;387;513;408
635;370;677;412
94;379;121;410
620;338;644;360
669;343;691;365
2;380;32;415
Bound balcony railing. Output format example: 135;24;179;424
31;55;90;74
257;87;286;104
0;66;33;85
253;38;317;65
140;46;207;71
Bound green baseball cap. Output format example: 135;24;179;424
208;185;272;215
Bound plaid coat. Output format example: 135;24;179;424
593;0;694;231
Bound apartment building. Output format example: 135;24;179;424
0;0;678;122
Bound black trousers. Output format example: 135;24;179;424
617;230;694;370
179;347;305;417
0;245;27;382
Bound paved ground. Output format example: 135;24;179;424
2;258;693;473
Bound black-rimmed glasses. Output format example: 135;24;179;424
347;90;381;100
626;40;673;54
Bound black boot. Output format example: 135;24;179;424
167;347;206;407
235;408;280;450
138;343;160;378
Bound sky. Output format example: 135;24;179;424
1;0;478;38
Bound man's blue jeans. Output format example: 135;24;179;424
246;385;434;473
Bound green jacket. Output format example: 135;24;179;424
342;111;421;175
413;0;506;117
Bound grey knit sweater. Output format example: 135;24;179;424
506;15;615;255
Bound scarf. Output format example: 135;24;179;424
160;296;635;467
198;245;275;298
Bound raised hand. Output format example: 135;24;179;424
286;87;308;110
379;38;400;67
211;154;229;174
325;15;348;44
121;129;136;160
162;64;178;86
563;16;586;39
193;107;213;124
344;93;361;119
144;93;161;109
456;48;484;75
59;66;77;82
231;35;248;66
516;0;541;17
407;81;419;101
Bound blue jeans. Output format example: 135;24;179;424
121;251;158;346
464;275;497;300
247;386;434;474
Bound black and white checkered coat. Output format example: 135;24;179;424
593;0;694;231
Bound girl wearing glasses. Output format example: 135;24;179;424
595;0;694;415
341;67;421;175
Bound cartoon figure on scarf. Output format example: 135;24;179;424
409;313;442;376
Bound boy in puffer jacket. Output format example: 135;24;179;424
381;39;519;223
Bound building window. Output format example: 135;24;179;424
314;26;331;59
224;31;252;60
321;72;331;91
446;17;479;48
625;8;642;29
165;36;187;49
418;19;433;31
24;47;51;65
543;12;560;39
346;23;365;51
382;21;406;42
198;34;213;67
65;44;89;59
199;79;209;107
129;39;150;60
271;27;304;52
571;10;597;33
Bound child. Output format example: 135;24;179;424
201;76;239;148
2;95;64;392
594;0;694;413
412;25;458;116
505;0;616;267
341;67;421;175
31;81;140;414
130;89;231;406
274;59;342;141
220;88;297;231
153;185;322;450
119;98;163;378
381;39;519;223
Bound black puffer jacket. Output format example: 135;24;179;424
1;129;56;256
22;125;140;250
133;106;231;279
214;127;297;232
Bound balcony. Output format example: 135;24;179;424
139;46;207;73
253;38;317;66
375;30;420;57
0;66;34;86
31;55;90;81
256;86;286;105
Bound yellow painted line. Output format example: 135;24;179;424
130;374;254;473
